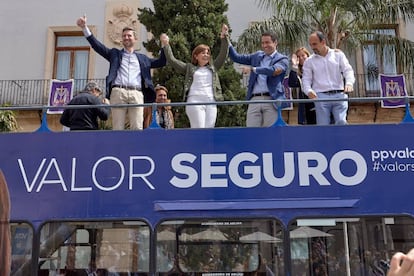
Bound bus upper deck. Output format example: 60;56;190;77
2;98;414;275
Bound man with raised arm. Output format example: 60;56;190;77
76;15;166;130
227;31;288;127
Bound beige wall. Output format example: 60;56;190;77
0;0;270;81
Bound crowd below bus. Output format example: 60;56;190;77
60;15;357;132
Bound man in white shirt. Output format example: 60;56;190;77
302;31;355;125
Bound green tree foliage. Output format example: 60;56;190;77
0;104;18;132
138;0;246;128
237;0;414;70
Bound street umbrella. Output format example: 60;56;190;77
157;230;176;241
240;231;281;243
290;226;332;239
191;229;228;241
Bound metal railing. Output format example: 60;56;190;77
0;79;106;106
1;74;413;106
2;95;414;132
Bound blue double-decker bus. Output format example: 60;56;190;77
2;105;414;275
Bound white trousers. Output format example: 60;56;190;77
185;95;217;128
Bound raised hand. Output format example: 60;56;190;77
160;33;169;47
291;54;299;69
76;14;87;29
221;24;229;38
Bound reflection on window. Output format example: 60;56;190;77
289;216;414;276
38;221;150;275
10;222;33;275
54;34;90;92
156;219;284;275
363;28;397;95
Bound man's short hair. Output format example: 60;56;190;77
122;26;137;39
84;81;102;94
314;31;326;42
262;31;278;43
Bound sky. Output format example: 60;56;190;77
225;0;273;39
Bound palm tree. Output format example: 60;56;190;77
236;0;414;70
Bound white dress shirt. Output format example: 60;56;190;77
301;48;355;95
82;26;141;89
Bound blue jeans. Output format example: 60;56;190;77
315;92;348;125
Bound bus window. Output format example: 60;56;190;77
38;220;150;275
289;216;414;276
10;222;33;275
155;219;284;276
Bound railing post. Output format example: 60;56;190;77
36;108;52;132
401;97;414;123
272;100;287;127
148;103;161;129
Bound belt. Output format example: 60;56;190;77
320;90;344;94
112;84;141;90
252;92;270;97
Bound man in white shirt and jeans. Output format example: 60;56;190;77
302;31;355;125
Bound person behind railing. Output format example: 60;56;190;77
227;31;288;127
387;248;414;276
301;31;355;125
76;15;167;130
288;47;316;125
143;85;174;129
60;81;110;131
159;24;229;128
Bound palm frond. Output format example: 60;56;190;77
237;19;310;53
240;0;414;70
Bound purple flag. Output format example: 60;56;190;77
47;79;74;114
379;74;407;108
